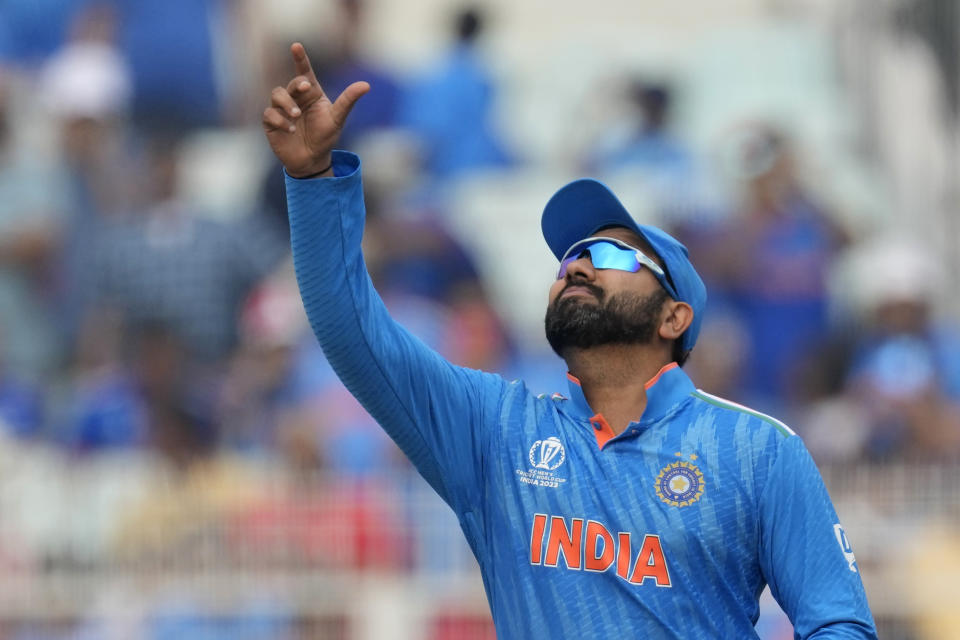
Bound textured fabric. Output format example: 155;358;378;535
286;151;877;639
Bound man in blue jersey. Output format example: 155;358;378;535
262;43;877;639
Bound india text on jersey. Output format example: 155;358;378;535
529;514;672;587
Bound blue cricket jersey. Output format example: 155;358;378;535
286;151;877;639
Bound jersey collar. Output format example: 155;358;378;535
564;362;695;426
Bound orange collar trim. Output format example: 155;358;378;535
644;362;679;390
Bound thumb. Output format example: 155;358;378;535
330;81;371;127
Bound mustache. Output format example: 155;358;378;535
558;278;604;302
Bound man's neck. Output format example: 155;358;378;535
565;345;672;436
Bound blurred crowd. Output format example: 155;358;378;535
0;0;535;471
0;0;958;638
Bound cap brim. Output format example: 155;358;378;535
541;179;644;260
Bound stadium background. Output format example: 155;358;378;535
0;0;958;638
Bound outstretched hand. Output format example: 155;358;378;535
262;42;369;178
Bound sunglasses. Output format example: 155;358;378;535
557;237;676;296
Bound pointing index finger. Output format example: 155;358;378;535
290;42;318;85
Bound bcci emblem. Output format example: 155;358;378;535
529;437;566;471
655;461;705;507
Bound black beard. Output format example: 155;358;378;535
544;284;668;358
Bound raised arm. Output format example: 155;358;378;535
261;45;506;515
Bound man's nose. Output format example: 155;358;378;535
565;253;596;281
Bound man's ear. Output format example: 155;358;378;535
659;300;693;341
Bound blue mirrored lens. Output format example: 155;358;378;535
556;240;641;278
557;255;578;279
588;242;642;272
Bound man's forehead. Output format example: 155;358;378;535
589;226;648;250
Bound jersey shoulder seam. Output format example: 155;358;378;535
690;389;795;437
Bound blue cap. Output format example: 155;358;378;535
541;178;707;354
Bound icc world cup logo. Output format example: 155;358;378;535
529;437;566;471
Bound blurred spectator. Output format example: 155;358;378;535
218;263;307;454
41;4;135;195
0;71;69;385
114;0;223;131
362;200;483;305
39;1;133;216
132;322;217;466
57;309;146;451
38;2;144;348
0;369;43;439
398;5;514;178
219;261;403;474
0;0;88;64
587;80;706;219
74;137;286;364
683;311;749;401
683;125;848;413
801;237;960;462
59;315;216;460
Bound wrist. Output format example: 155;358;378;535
287;156;334;179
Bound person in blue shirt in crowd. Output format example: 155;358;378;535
682;126;848;416
799;236;960;463
586;80;705;219
262;43;877;639
115;0;222;131
398;5;514;178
